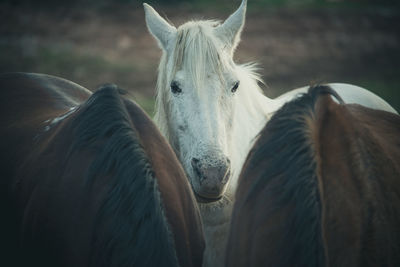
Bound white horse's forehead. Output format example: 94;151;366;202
170;24;236;80
174;64;236;85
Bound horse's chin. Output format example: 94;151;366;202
197;194;234;226
194;193;222;204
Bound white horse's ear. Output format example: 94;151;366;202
143;3;177;51
214;0;247;52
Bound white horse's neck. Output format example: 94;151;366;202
226;64;280;196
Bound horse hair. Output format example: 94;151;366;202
68;84;179;267
238;85;339;266
308;84;344;105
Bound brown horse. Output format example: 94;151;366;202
0;73;204;267
226;85;400;267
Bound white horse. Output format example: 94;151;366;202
143;0;397;266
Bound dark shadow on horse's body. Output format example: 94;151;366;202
226;85;400;267
0;73;204;267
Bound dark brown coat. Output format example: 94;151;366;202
226;85;400;267
0;73;204;267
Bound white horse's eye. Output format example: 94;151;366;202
171;81;182;94
231;81;240;93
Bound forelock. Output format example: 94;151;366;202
172;20;227;93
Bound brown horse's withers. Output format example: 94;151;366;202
226;85;400;267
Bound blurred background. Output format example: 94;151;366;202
1;0;399;114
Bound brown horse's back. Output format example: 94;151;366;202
226;85;400;267
317;96;400;266
0;73;204;267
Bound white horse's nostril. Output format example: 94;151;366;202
191;158;203;182
191;158;201;171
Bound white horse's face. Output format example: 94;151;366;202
144;0;247;201
166;56;240;200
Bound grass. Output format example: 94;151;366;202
0;42;155;115
0;43;134;83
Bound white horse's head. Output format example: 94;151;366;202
144;0;254;202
